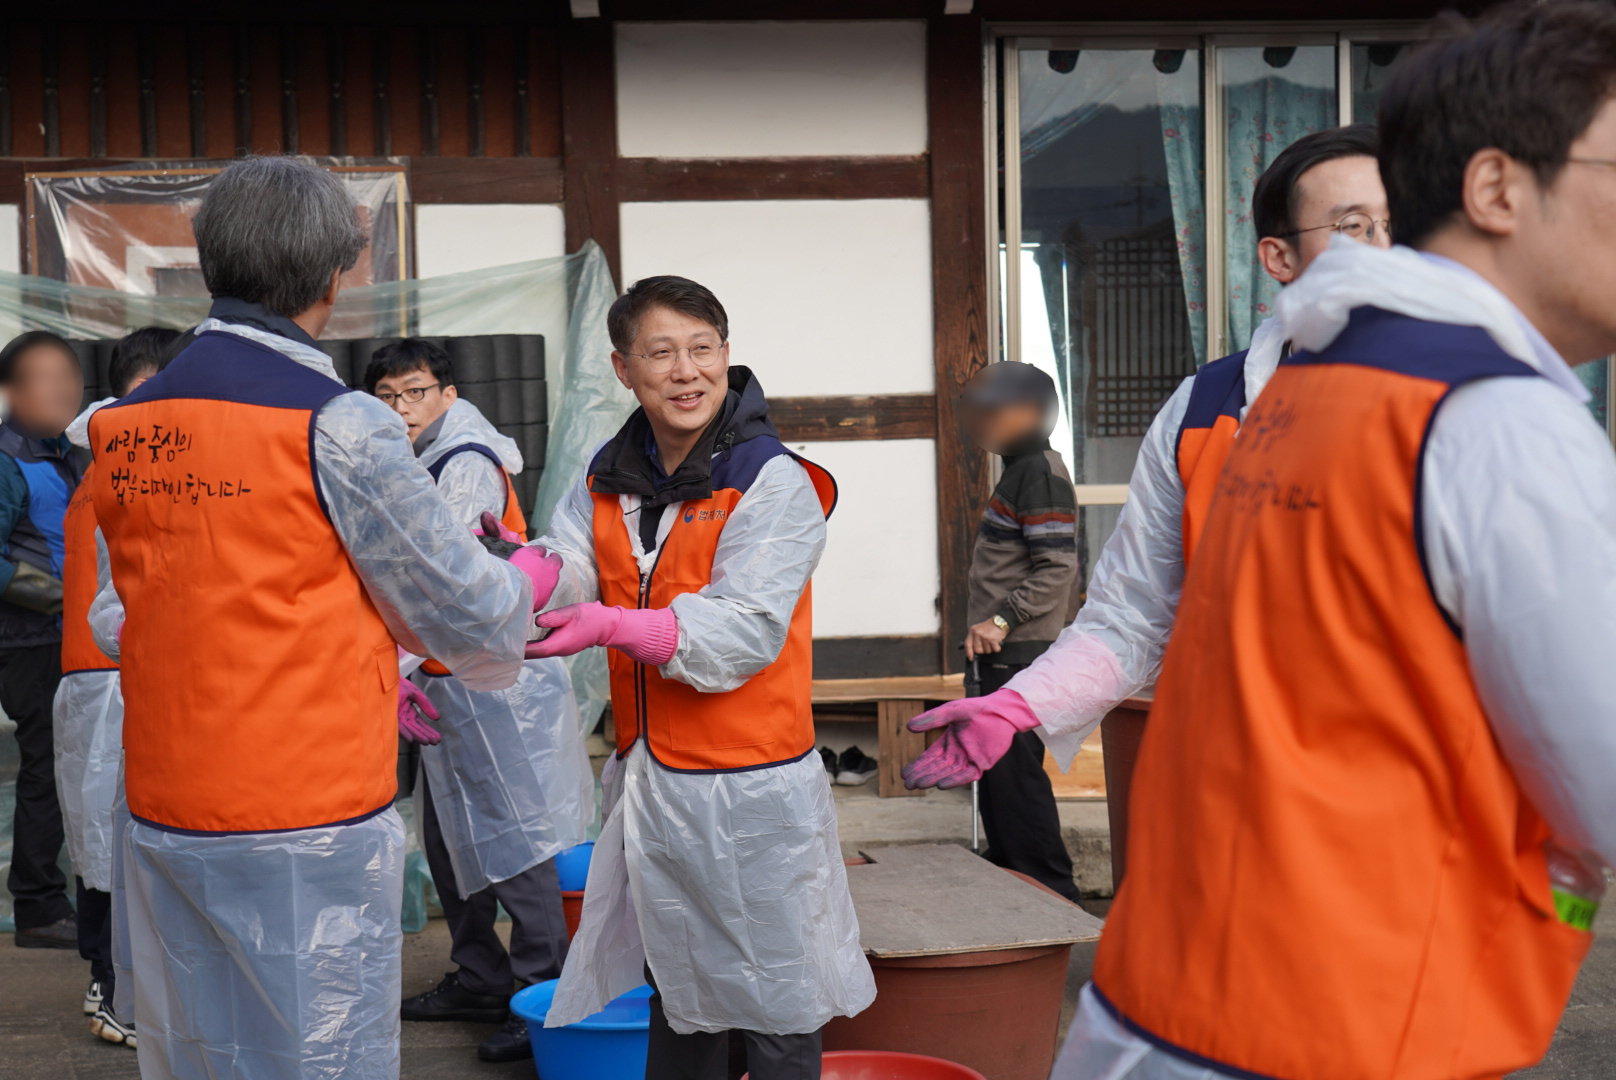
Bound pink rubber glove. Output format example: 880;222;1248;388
398;681;442;746
901;689;1041;790
509;545;562;612
526;602;679;665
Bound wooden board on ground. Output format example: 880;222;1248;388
1044;728;1106;799
848;843;1104;958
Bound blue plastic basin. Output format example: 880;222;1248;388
511;978;651;1080
553;842;594;892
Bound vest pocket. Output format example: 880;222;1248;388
376;643;400;695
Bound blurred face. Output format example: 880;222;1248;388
373;365;456;444
5;343;83;437
963;401;1046;455
611;305;730;452
1258;154;1391;284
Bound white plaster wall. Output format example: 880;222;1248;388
792;438;940;638
414;204;566;278
616;21;928;158
0;206;19;274
619;199;933;397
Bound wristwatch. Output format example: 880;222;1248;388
991;614;1011;633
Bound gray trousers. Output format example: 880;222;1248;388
419;770;570;996
644;965;822;1080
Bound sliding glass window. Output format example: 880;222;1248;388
995;25;1424;589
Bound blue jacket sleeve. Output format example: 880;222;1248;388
0;454;28;592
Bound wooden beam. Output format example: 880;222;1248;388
559;18;621;286
927;14;992;676
616;156;929;202
772;394;937;442
410;155;564;203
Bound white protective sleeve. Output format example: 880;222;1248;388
1006;376;1194;767
434;451;512;530
88;526;123;661
1422;376;1616;868
661;454;826;694
314;392;529;692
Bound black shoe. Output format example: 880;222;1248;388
400;971;509;1024
836;745;879;786
477;1012;534;1063
819;746;838;775
89;1004;137;1048
14;914;77;949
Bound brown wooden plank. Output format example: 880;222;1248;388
248;24;282;154
928;15;992;676
615;156;930;202
104;25;141;158
432;25;469;158
815;674;965;704
771;393;936;442
409;156;562;203
152;23;190;158
200;24;235;160
847;843;1103;956
387;26;422;157
528;28;562;159
559;18;619;281
56;25;91;158
877;699;926;798
344;26;376;157
11;23;46;158
481;26;515;158
1101;704;1149;893
296;24;331;156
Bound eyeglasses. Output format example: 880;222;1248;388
1568;157;1616;170
1282;211;1392;244
623;342;727;375
374;384;441;406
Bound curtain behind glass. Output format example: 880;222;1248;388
1221;47;1336;352
1157;60;1207;367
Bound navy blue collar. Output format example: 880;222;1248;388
207;297;320;351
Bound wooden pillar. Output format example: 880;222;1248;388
927;14;992;674
560;17;621;288
877;699;926;798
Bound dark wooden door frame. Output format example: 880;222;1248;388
928;13;991;675
559;16;622;287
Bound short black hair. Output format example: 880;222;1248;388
1252;123;1381;241
1380;0;1616;249
109;326;183;397
607;276;729;354
364;337;454;395
0;330;79;385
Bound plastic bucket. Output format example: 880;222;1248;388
561;890;584;940
553;842;594;892
510;978;651;1080
745;1050;987;1080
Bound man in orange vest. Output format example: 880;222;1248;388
86;157;551;1080
1048;4;1616;1077
528;275;873;1080
903;124;1389;792
55;326;177;1051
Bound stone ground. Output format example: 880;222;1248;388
1;787;1612;1078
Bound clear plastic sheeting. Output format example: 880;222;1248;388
51;670;123;891
418;657;594;897
124;809;406;1080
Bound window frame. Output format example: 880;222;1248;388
987;20;1429;505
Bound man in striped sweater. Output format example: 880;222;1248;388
958;361;1082;902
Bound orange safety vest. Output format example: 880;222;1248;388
1095;308;1589;1080
421;443;528;677
90;330;398;834
60;464;116;675
1175;349;1248;565
591;436;836;771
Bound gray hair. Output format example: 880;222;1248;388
192;156;368;318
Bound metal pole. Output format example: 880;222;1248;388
965;657;983;853
972;781;981;853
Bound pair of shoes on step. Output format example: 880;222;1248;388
400;970;533;1063
821;745;878;786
